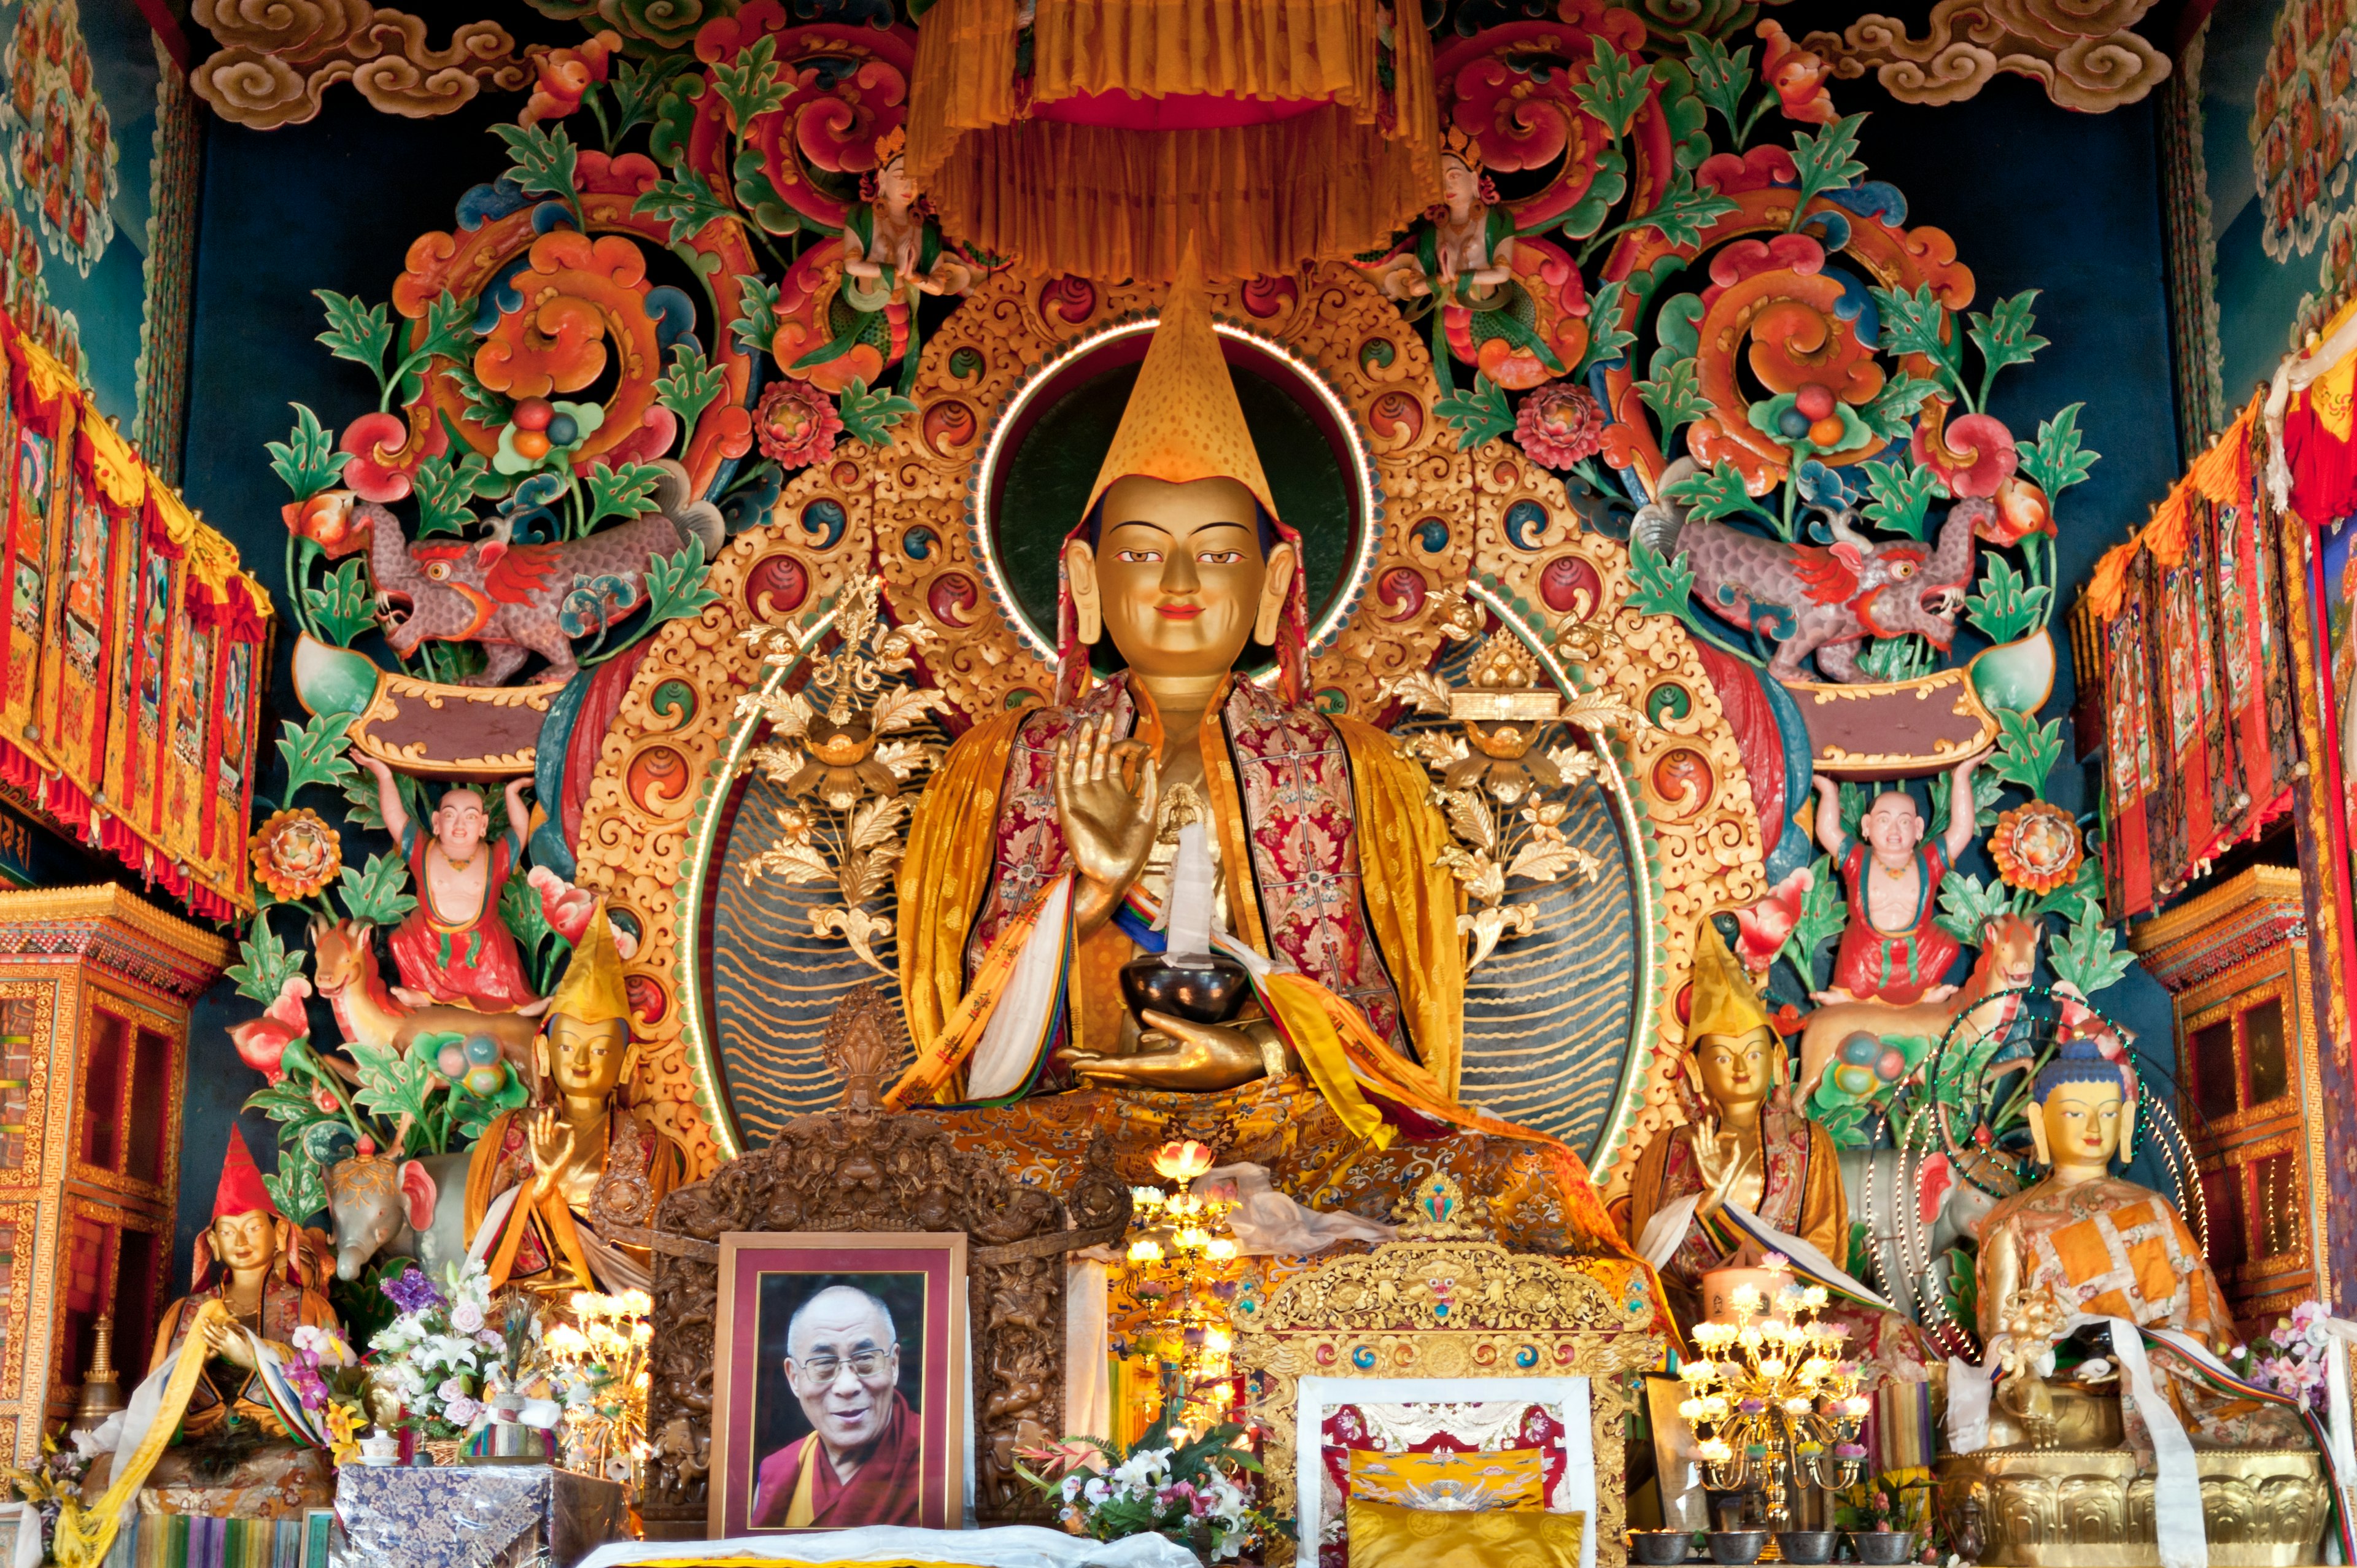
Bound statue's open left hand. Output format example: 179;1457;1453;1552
526;1106;574;1183
1053;716;1158;897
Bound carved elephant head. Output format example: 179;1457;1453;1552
325;1151;438;1281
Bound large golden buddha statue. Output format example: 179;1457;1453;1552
1976;1038;2231;1355
884;238;1469;1132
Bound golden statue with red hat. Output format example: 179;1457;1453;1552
148;1131;341;1442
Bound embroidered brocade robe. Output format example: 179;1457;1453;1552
898;673;1466;1095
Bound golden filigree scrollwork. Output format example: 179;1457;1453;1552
1233;1178;1662;1566
737;576;943;973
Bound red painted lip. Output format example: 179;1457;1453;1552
1156;604;1204;620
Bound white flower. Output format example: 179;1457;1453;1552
452;1300;485;1334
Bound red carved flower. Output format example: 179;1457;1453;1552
1914;412;2019;500
519;29;621;128
1759;20;1838;126
753;377;845;468
1516;383;1606;468
231;975;313;1084
1989;800;2084;895
339;409;449;504
1698;145;1798;195
250;808;342;901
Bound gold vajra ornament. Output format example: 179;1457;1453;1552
1385;598;1643;970
738;576;943;972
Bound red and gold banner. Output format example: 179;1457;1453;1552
0;317;269;919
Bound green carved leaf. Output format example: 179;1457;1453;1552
304;559;374;647
643;536;721;627
1935;870;2018;943
1436;374;1516;449
584;460;667;528
1856;372;1942;442
732;147;802;236
266;404;350;501
732;273;784;359
225;913;306;1004
710;35;789;131
347;1039;441;1146
491;121;580;209
633;169;737;245
1635;355;1711;434
1965;554;2051;646
601;56;673;145
1785;852;1847;986
1627;536;1697;620
1860;457;1946;539
1869;283;1949;361
1681;31;1754;142
339;851;419;928
314;290;393;380
1574;37;1654;140
1787;112;1868;220
654;339;726;430
277;711;357;802
1574;279;1637;379
2021;401;2098;496
2031;856;2104;919
2049;896;2136;997
264;1141;330;1228
1664;459;1767;523
412;451;501;538
837;376;917;445
1992;706;2065;798
1638;171;1740;251
1967;290;2049;385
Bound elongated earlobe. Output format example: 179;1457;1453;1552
1066;540;1102;644
2027;1102;2051;1166
1255;543;1296;646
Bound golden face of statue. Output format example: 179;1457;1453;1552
1066;476;1295;681
1693;1028;1772;1113
2034;1080;2124;1169
543;1013;632;1100
211;1209;277;1275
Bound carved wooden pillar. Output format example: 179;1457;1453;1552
0;884;226;1463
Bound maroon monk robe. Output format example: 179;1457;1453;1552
750;1390;923;1528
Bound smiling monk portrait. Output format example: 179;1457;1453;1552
750;1282;923;1529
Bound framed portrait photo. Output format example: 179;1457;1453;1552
711;1232;968;1537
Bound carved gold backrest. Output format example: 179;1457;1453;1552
1231;1176;1663;1567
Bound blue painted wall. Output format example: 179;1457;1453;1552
167;37;2191;1277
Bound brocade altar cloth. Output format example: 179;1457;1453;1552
334;1463;627;1568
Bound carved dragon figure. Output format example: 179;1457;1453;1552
317;460;723;686
1635;458;1984;684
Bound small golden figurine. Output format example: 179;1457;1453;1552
1616;924;1845;1330
465;906;687;1294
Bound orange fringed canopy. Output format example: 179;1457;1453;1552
907;0;1441;282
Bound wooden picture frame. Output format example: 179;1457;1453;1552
710;1230;968;1539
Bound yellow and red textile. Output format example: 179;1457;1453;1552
905;0;1441;282
0;317;268;917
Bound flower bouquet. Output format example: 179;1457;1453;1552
1015;1380;1281;1564
2232;1299;2333;1409
281;1323;371;1464
368;1259;503;1440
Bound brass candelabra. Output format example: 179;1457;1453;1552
543;1289;656;1489
1109;1140;1242;1432
1681;1269;1871;1533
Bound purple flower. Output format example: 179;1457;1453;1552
381;1268;444;1314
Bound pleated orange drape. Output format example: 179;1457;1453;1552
907;0;1441;282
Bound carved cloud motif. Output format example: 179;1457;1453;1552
1803;0;2171;114
190;0;536;129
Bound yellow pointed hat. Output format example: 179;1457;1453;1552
547;906;631;1027
1083;234;1277;522
1687;921;1776;1046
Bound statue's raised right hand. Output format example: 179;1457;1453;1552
1052;715;1158;900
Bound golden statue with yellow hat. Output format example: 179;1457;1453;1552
884;236;1474;1124
1616;923;1846;1330
465;905;687;1295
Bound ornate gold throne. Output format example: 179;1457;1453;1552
1233;1173;1665;1566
